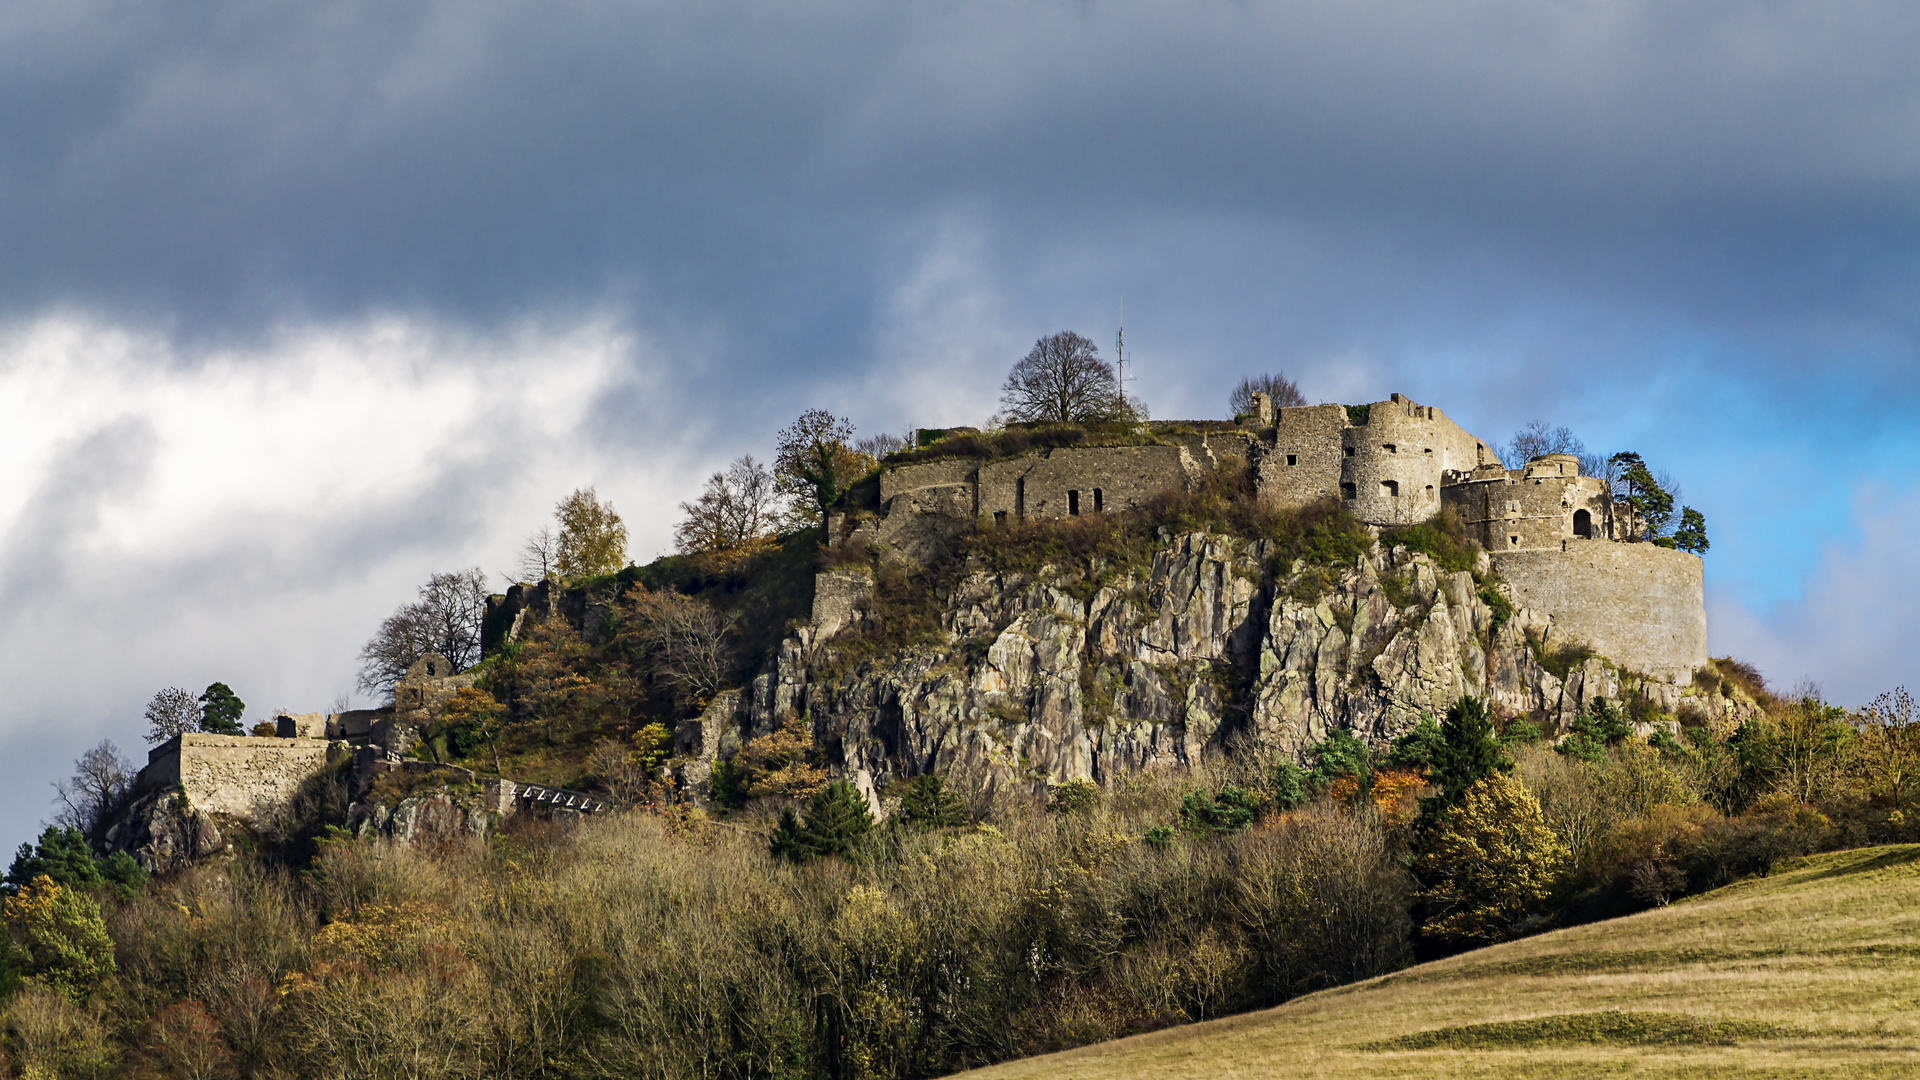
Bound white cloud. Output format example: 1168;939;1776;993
0;311;694;850
1708;483;1920;707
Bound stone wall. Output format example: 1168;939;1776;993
275;713;327;739
1492;541;1708;683
140;734;332;819
1446;455;1613;552
1259;403;1349;509
977;444;1196;522
1341;396;1491;527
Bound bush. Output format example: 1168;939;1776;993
1046;778;1102;815
1179;786;1259;834
1380;510;1479;574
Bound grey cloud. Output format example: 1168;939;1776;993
0;417;157;612
3;0;1919;379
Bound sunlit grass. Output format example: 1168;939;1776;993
953;845;1920;1079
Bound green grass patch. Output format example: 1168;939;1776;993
1362;1010;1794;1051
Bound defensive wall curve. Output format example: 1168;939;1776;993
1492;541;1708;684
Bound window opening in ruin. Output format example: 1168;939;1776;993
1424;447;1432;453
1068;489;1081;516
1344;446;1356;457
1341;482;1357;500
1383;443;1396;453
994;511;1008;529
1573;509;1591;537
1093;488;1103;512
1510;535;1520;547
1286;454;1297;466
1382;480;1399;498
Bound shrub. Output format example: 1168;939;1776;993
1179;786;1259;834
1308;729;1374;791
1380;510;1479;574
1046;778;1102;815
1415;773;1568;946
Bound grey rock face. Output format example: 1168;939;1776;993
103;789;224;873
701;530;1760;805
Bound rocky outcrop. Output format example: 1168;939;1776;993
103;788;225;873
681;530;1761;806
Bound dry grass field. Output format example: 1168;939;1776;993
954;844;1920;1079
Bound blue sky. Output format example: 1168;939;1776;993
2;0;1917;851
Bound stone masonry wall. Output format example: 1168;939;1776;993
1445;456;1613;552
978;444;1196;522
1341;396;1490;527
1260;403;1349;508
1492;541;1708;683
140;734;332;819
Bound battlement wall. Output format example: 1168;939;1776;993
1444;454;1613;551
140;734;333;819
1493;541;1708;683
1341;397;1492;526
1260;403;1349;509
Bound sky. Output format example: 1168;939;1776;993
2;0;1917;851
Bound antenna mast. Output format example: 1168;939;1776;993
1116;300;1130;416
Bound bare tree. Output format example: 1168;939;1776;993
1000;331;1122;424
854;432;910;460
1500;421;1590;469
623;586;738;707
53;740;133;835
518;525;560;583
674;454;781;554
356;567;489;697
1229;373;1306;416
143;686;201;744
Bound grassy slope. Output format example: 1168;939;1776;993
956;845;1920;1079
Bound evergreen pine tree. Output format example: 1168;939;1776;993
769;781;875;863
198;682;246;735
898;774;968;829
1422;696;1510;821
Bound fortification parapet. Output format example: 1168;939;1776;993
1339;395;1491;526
1492;542;1708;683
1443;453;1612;552
138;734;333;820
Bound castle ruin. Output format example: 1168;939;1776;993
836;393;1708;682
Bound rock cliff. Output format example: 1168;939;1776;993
682;530;1757;806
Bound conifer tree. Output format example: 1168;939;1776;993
898;774;968;829
197;683;246;736
1422;696;1509;820
770;781;875;863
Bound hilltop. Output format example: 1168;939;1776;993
956;844;1920;1079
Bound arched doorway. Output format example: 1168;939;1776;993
1573;509;1592;538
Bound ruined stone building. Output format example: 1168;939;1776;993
836;393;1707;683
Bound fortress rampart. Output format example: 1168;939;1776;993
139;734;333;819
1493;542;1708;683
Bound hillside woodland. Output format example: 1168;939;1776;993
3;405;1914;1080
